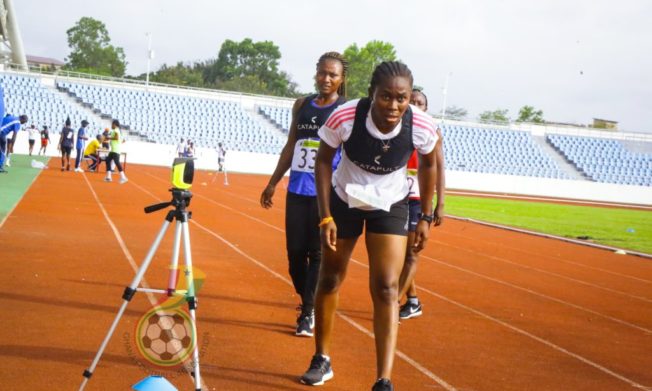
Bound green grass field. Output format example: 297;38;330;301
0;154;49;224
446;195;652;255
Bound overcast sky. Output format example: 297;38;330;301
14;0;652;132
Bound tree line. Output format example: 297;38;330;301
64;17;545;123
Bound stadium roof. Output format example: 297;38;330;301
26;54;64;66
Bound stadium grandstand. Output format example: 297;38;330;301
259;103;652;186
1;66;651;190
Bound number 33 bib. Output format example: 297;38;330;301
291;139;320;173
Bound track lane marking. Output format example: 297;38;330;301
432;239;652;303
415;284;651;390
128;177;457;391
420;254;652;334
82;174;208;391
135;170;652;388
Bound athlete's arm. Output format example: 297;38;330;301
315;142;337;251
413;146;437;252
260;97;305;209
433;129;445;226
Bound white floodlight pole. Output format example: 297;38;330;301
145;32;153;89
5;0;27;70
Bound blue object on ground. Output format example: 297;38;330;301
132;376;178;391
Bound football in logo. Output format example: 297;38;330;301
136;308;195;366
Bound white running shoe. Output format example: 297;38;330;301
104;177;112;182
119;177;128;184
74;168;83;173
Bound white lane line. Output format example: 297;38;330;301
142;173;652;333
189;219;457;391
185;179;652;305
135;172;652;389
130;176;457;390
438;227;652;284
340;251;652;390
82;174;208;391
182;170;652;284
432;239;652;303
415;284;651;390
181;167;652;282
420;254;652;334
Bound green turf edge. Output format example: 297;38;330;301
0;154;49;225
445;194;652;255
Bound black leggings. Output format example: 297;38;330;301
106;152;123;172
285;192;321;311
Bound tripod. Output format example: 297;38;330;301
80;189;203;391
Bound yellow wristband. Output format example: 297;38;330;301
318;216;334;227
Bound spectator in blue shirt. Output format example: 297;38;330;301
0;114;28;173
74;120;89;172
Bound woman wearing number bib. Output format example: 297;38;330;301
300;62;439;391
260;52;348;337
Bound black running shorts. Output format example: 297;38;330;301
330;187;409;238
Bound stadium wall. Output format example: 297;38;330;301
10;132;652;206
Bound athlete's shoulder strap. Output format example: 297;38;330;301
299;94;319;111
354;97;371;127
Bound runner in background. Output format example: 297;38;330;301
398;89;446;320
104;119;128;184
28;124;39;156
260;52;348;337
58;117;74;171
217;142;226;172
39;126;50;155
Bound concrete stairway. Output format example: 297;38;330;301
532;134;589;180
44;80;150;142
244;105;288;143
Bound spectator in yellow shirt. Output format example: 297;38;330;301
84;135;102;172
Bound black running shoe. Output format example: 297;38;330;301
399;301;423;320
372;378;394;391
296;311;314;337
300;354;333;386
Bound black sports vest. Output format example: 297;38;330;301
343;98;414;174
295;94;346;141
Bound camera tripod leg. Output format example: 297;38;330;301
167;222;183;296
180;219;202;391
80;217;173;391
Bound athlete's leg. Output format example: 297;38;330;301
314;236;357;356
74;148;83;169
303;196;322;312
0;136;6;169
285;192;310;298
366;232;407;381
407;281;418;297
398;231;418;300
